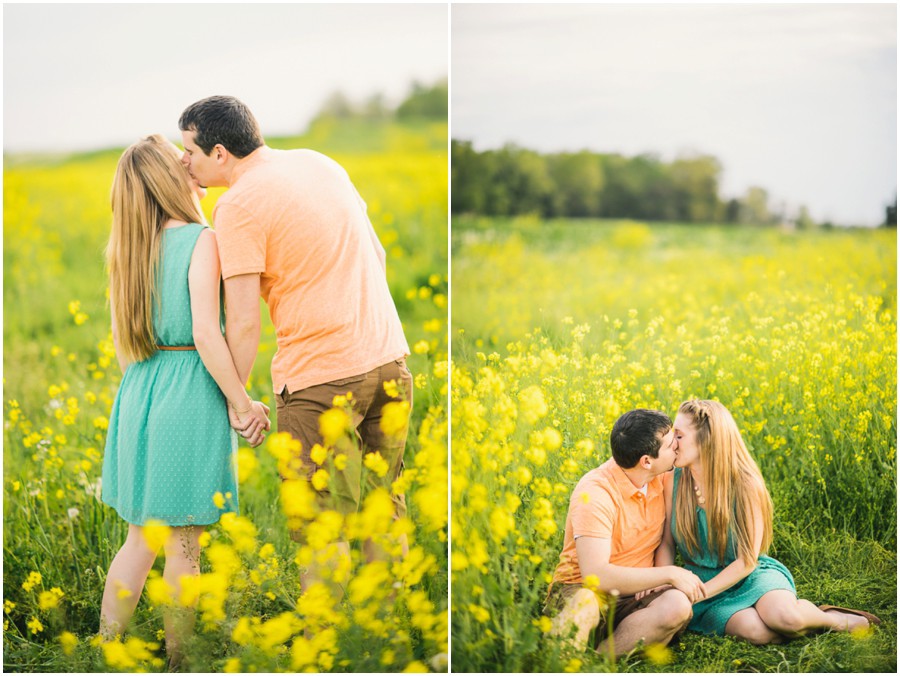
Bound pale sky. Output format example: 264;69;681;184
4;3;448;153
453;3;897;226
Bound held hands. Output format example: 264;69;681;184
667;567;707;604
634;583;673;601
229;399;271;447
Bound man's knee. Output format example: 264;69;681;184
651;589;693;630
550;588;602;643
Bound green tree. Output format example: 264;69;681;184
795;205;817;230
741;186;770;224
671;154;722;222
483;145;552;216
546;151;604;217
316;90;355;120
361;93;389;120
396;79;448;120
451;140;492;214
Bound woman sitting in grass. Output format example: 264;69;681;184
650;399;879;644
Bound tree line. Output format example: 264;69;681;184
314;79;448;123
452;140;824;227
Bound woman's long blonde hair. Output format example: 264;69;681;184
107;134;205;364
675;399;773;566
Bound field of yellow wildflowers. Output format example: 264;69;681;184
451;216;896;672
3;120;448;672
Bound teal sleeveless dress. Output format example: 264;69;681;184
671;467;795;635
101;223;238;526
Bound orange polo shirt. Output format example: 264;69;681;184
213;146;409;394
553;458;666;585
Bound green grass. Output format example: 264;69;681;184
3;119;448;672
450;215;896;672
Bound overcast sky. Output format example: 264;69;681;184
4;3;448;153
453;3;897;226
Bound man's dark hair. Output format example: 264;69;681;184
609;409;672;469
178;95;264;158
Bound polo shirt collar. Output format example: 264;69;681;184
610;461;648;499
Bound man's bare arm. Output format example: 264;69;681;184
222;272;270;445
223;272;262;385
576;536;706;602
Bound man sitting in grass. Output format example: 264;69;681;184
545;409;705;655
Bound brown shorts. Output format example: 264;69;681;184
543;582;668;649
276;358;412;541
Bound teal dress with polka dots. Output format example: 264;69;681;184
672;467;795;635
101;223;238;525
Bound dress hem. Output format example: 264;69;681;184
102;499;234;528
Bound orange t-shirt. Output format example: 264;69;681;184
553;458;666;585
213;146;409;393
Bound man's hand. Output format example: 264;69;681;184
230;400;271;447
667;567;707;604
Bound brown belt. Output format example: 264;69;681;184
158;345;196;351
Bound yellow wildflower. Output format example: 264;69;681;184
319;408;351;446
236;447;258;484
383;379;400;398
309;443;328;466
59;630;78;655
379;401;410;438
145;575;174;606
311;468;330;491
363;451;389;478
644;642;674;665
142;520;171;551
38;588;64;610
564;658;583;672
21;571;42;592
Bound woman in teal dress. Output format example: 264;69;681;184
653;399;878;644
99;135;270;664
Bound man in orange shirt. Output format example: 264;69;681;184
178;96;412;586
546;409;705;655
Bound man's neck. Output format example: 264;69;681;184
621;465;653;490
223;145;264;188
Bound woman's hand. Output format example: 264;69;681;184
667;566;708;604
635;584;673;601
229;400;271;447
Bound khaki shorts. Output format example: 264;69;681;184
276;358;412;541
543;582;668;649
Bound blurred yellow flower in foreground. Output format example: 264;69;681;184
380;401;410;438
58;631;78;655
644;642;674;665
142;520;171;551
145;575;175;607
38;588;64;610
319;408;351;446
364;451;389;478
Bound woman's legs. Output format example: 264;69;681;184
100;524;160;639
755;590;870;637
162;526;205;668
725;608;784;645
